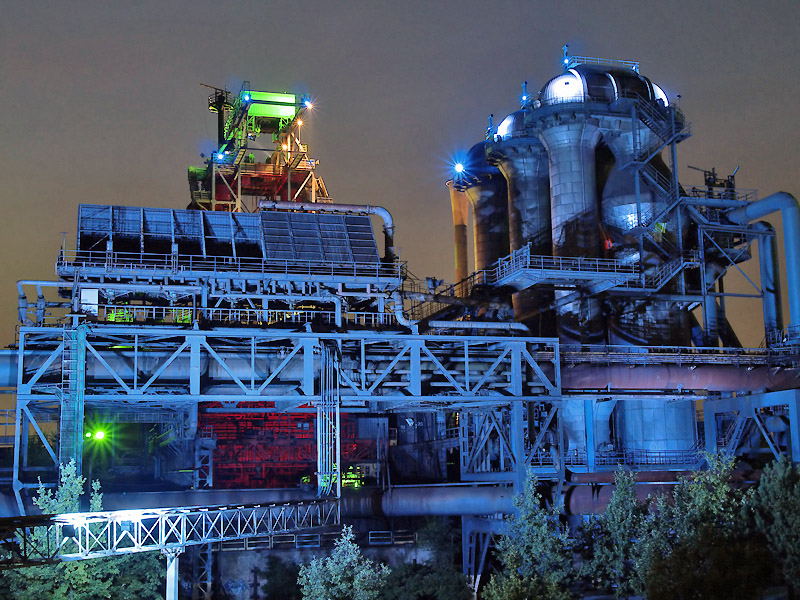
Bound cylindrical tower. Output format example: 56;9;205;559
487;112;553;330
537;105;604;344
452;142;509;273
446;181;470;283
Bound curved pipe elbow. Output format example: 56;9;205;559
726;191;800;225
726;192;800;327
391;292;418;334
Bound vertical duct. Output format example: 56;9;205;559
752;221;783;338
538;116;604;344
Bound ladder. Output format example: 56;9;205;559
59;324;87;471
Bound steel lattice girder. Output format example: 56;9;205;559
0;499;340;568
15;326;561;408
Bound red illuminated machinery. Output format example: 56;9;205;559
199;405;375;489
188;83;331;213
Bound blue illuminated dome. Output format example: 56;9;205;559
539;64;670;107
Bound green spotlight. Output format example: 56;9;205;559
85;432;92;438
94;431;106;440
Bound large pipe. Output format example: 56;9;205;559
258;200;397;262
391;291;419;334
379;485;514;516
426;320;527;332
752;221;783;337
565;483;673;515
0;485;515;519
1;349;797;393
727;192;800;327
561;363;800;392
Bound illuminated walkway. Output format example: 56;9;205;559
0;498;340;599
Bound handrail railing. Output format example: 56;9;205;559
58;250;406;281
684;186;759;203
35;304;398;329
0;498;340;567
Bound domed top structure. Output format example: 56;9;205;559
495;110;527;141
539;64;669;107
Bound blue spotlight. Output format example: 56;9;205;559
216;152;224;161
242;93;251;102
454;163;465;174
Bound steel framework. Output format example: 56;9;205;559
0;499;339;600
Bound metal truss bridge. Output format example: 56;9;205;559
0;498;340;599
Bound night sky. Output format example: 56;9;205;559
1;1;798;346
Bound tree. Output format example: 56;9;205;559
2;460;163;600
579;467;647;598
297;525;390;600
483;569;566;600
378;518;471;600
484;475;573;600
636;454;771;600
745;456;800;594
380;561;471;600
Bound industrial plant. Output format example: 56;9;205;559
1;48;799;598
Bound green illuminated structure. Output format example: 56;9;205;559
189;82;326;212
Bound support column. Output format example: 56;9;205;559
59;324;87;473
787;393;800;463
163;549;182;600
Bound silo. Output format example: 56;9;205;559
532;63;695;457
487;112;552;330
452;141;509;273
446;181;470;283
536;69;605;344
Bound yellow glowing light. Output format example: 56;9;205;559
297;120;303;126
282;144;288;150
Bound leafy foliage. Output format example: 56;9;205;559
378;517;471;600
380;561;472;600
1;460;163;600
483;570;568;600
484;475;573;600
297;525;390;600
579;467;646;598
636;454;771;599
745;456;800;594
